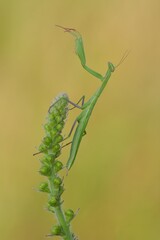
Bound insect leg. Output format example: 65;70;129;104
63;118;78;141
48;101;56;113
48;95;68;113
62;141;72;148
33;151;42;156
62;130;86;149
56;25;104;81
63;115;86;141
69;96;85;110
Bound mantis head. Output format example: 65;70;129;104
108;50;130;73
108;62;115;72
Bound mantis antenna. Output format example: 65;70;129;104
115;50;130;68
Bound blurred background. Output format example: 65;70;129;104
0;0;160;239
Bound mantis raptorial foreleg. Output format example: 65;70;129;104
56;25;104;81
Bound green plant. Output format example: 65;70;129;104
34;93;76;239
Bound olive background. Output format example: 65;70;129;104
0;1;160;239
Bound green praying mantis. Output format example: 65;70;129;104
56;25;129;170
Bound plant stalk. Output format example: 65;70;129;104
49;173;74;240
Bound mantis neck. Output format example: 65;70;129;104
82;68;112;109
95;68;112;98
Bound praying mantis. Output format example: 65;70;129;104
56;25;128;170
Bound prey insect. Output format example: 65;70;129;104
56;25;129;170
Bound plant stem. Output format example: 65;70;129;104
54;206;74;240
49;173;74;240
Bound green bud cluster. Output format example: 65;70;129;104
38;93;68;178
65;209;75;223
36;93;75;239
51;225;64;236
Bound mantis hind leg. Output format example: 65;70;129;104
62;129;86;148
63;119;78;141
62;119;86;147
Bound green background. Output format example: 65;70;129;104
0;1;160;239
